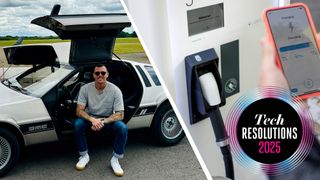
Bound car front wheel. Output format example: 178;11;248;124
151;103;185;146
0;128;20;177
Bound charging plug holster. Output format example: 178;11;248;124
185;48;226;124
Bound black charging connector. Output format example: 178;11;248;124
185;48;234;180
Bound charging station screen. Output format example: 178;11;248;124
267;6;320;96
187;3;224;36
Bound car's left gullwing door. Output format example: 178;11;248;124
3;45;58;65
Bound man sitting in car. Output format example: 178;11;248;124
74;64;127;177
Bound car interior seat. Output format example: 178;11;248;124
71;72;92;102
62;72;92;130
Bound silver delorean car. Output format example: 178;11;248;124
0;6;184;177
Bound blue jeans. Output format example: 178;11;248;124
74;118;128;158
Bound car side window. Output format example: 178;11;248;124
64;72;80;87
144;65;161;86
19;66;59;88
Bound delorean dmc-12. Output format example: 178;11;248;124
0;5;184;177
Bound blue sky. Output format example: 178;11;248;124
0;0;132;36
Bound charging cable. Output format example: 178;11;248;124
199;72;234;180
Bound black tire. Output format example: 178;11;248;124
151;103;185;146
0;128;20;177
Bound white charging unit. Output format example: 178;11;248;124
122;0;291;179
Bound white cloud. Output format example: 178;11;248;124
0;0;128;36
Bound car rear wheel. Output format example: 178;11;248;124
0;128;20;177
151;103;184;146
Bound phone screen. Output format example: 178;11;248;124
267;6;320;96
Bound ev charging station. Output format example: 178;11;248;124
123;0;291;179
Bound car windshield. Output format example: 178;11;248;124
6;64;74;97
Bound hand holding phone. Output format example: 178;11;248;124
259;37;290;89
263;3;320;99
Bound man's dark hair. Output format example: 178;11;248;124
95;64;106;68
94;64;108;72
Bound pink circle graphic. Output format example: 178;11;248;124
226;87;314;176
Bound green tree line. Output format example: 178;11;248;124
0;31;137;40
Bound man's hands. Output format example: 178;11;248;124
90;117;105;131
90;117;113;131
76;104;124;131
77;104;106;131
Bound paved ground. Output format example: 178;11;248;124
4;128;206;180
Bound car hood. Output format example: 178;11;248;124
0;82;33;105
0;82;51;126
31;13;131;65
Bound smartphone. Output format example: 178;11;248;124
263;3;320;99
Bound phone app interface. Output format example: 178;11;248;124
268;6;320;96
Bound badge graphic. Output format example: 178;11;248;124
226;87;314;175
225;78;238;94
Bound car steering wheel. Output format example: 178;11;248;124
61;86;74;104
58;86;77;120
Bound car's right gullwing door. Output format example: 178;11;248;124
31;13;131;65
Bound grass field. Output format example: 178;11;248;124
0;39;70;46
0;38;145;54
114;38;145;54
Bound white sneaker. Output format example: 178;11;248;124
110;158;124;177
76;154;90;170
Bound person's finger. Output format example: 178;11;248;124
259;37;289;89
91;126;97;131
99;121;104;128
317;33;320;47
94;123;100;130
96;124;101;130
259;37;276;86
98;121;104;130
260;37;277;71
